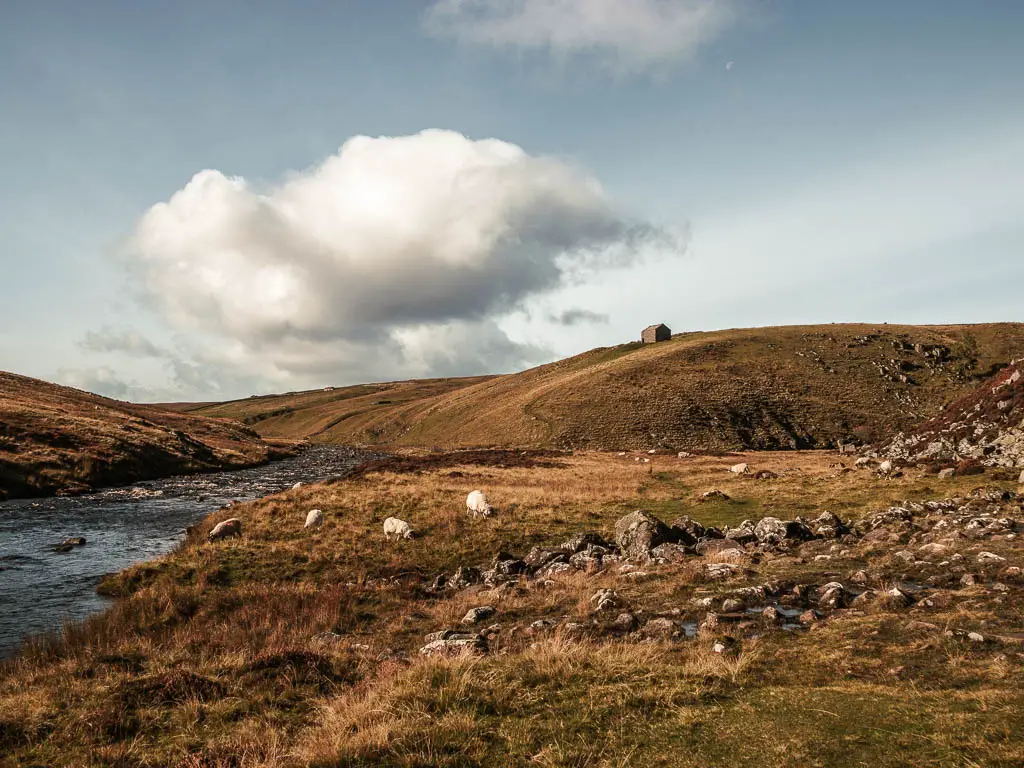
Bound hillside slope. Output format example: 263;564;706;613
884;358;1024;467
183;324;1024;452
0;372;282;500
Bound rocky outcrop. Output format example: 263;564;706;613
883;361;1024;468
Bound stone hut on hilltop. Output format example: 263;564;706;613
641;323;671;343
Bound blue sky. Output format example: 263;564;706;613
2;1;1022;400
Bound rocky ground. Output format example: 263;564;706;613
1;449;1022;766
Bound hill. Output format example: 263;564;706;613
184;323;1024;451
884;358;1024;468
0;372;285;500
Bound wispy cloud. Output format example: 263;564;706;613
424;0;739;74
548;307;610;325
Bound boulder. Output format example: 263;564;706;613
491;553;527;576
461;606;497;625
724;521;757;545
810;511;849;539
569;545;607;572
641;618;676;637
753;517;814;545
817;582;848;610
669;516;706;542
560;532;608;554
650;542;691;563
524;547;567;571
448;566;482;589
615;510;671;561
590;588;621;613
420;632;488;657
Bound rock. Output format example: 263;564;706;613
799;609;821;624
448;566;482;589
539;561;574;577
724;521;758;545
528;619;557;633
850;590;875;608
1019;469;1024;485
650;542;691;563
850;570;870;585
938;468;957;479
641;617;676;637
810;511;849;539
918;542;948;557
420;633;488;657
762;606;782;623
60;537;86;546
669;516;706;542
615;510;671;561
967;632;985;643
730;463;750;475
524;547;567;570
590;588;621;613
855;457;874;468
569;545;607;572
491;553;527;577
613;612;639;632
817;582;849;610
754;470;779;480
699;490;730;502
978;551;1007;563
461;606;497;625
904;621;939;632
960;573;978;587
884;586;913;608
560;532;608;554
312;631;342;645
721;598;744;613
753;517;814;545
704;563;740;581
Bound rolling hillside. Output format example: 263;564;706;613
182;323;1024;452
0;372;284;499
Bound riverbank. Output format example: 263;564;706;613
1;449;1022;766
0;371;297;501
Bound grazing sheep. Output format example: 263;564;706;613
730;463;750;475
208;518;242;542
878;460;893;478
304;509;323;529
383;516;414;540
466;490;494;518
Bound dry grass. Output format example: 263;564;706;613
1;449;1022;767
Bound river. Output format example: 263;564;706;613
0;445;376;659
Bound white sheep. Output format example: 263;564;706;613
878;460;894;478
208;518;242;542
383;516;414;540
730;463;750;475
304;509;323;529
466;490;494;518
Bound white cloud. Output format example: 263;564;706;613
119;129;678;395
424;0;738;73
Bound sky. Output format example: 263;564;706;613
2;0;1023;402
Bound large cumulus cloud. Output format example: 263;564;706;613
112;130;677;395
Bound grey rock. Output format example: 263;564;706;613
650;542;691;563
420;633;488;657
461;606;497;625
448;566;482;589
560;531;609;554
615;510;671;561
524;547;567;570
641;617;676;637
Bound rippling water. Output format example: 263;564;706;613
0;445;375;658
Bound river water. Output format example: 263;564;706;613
0;445;375;659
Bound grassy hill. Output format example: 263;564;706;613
0;372;285;500
183;323;1024;451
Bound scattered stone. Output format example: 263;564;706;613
883;586;913;608
704;563;740;581
613;612;639;632
491;553;527;577
724;521;758;545
699;490;731;502
569;545;607;572
799;609;821;624
420;633;488;657
978;551;1007;563
449;566;482;589
311;631;342;645
754;470;779;480
762;606;781;623
904;621;939;632
721;598;744;613
590;588;621;613
60;537;86;547
753;517;814;545
528;619;557;633
938;468;957;479
641;617;676;637
918;542;948;557
524;547;567;571
961;574;978;587
818;582;849;610
670;516;706;542
968;632;986;643
461;606;497;625
560;532;608;554
850;570;870;585
810;511;850;539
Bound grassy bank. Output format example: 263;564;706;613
1;450;1021;766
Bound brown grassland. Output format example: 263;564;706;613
179;323;1024;452
1;449;1021;767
